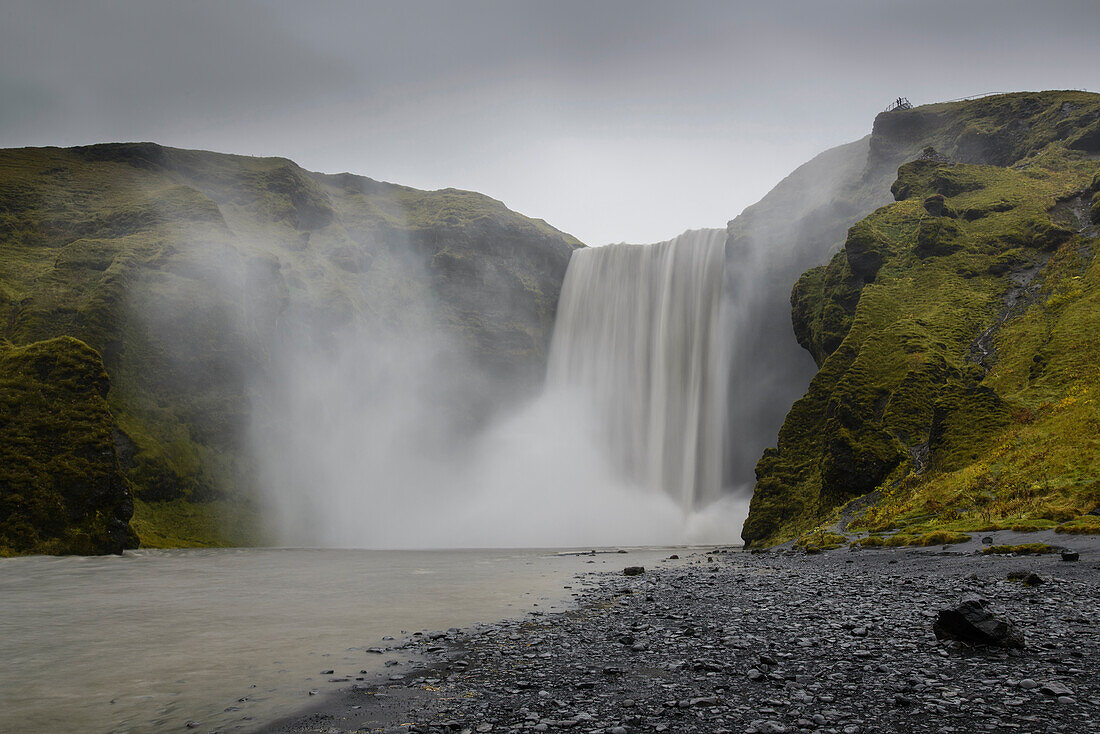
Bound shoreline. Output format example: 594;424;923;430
260;540;1100;734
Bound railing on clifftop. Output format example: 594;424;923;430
884;97;912;113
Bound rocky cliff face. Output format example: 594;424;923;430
0;143;581;554
743;91;1100;547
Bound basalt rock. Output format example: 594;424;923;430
933;595;1025;648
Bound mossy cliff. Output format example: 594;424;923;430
0;144;581;554
744;91;1100;547
0;337;137;555
718;93;1090;487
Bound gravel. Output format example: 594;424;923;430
261;545;1100;734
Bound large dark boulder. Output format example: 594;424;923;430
933;596;1025;648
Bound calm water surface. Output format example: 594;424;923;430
0;547;681;733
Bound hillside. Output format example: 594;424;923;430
0;144;581;554
743;90;1100;547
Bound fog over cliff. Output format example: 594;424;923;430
2;0;1096;244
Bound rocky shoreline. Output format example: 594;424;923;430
261;540;1100;734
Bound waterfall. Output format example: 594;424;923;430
547;229;728;511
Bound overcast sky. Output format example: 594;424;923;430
1;1;1097;244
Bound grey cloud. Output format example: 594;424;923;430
1;0;1097;243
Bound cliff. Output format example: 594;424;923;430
743;90;1100;547
0;143;581;554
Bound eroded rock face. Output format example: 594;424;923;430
933;595;1025;648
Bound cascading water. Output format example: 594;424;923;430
546;229;728;511
253;223;744;548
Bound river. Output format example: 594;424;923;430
0;546;682;733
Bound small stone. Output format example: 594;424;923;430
747;668;765;681
1018;679;1038;690
476;725;493;733
1022;572;1045;587
185;722;200;729
982;536;994;545
1057;696;1076;704
749;721;787;734
1040;681;1073;697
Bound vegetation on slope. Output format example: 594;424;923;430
0;337;137;555
745;91;1100;547
0;143;581;553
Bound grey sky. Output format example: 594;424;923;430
1;1;1097;244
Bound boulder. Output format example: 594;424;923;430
1022;572;1045;587
932;596;1025;648
623;566;645;576
1060;549;1080;562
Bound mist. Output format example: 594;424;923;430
107;127;891;551
247;242;747;549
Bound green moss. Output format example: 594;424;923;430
919;530;971;545
796;529;846;551
983;543;1058;555
879;531;970;547
746;91;1100;548
1056;516;1100;534
0;337;137;555
131;497;266;548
